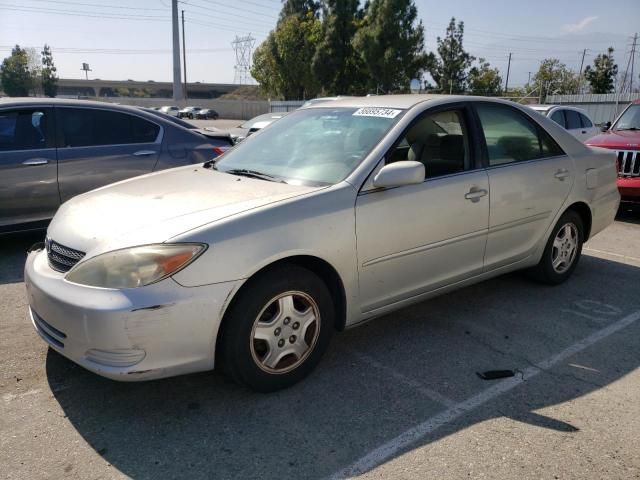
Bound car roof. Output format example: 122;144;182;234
0;97;143;109
528;103;591;115
304;94;442;110
528;104;552;111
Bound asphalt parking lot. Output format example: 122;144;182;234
1;209;639;480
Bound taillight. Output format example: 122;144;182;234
213;146;229;157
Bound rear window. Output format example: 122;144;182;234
565;110;581;130
579;113;593;128
57;108;160;147
0;109;52;151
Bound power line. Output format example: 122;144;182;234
0;45;233;54
194;0;277;14
179;1;276;29
18;0;166;11
186;17;269;36
1;5;169;21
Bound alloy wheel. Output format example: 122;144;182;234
250;291;320;374
551;223;578;274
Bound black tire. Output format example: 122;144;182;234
218;264;334;392
527;210;584;285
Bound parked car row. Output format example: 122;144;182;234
0;98;233;233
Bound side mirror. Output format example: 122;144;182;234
601;121;611;132
373;161;425;188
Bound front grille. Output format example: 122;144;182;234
616;150;640;177
47;239;85;273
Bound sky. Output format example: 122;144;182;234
0;0;639;89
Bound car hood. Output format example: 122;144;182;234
586;130;640;149
48;165;322;255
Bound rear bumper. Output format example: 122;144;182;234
25;249;240;381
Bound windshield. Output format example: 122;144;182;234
215;107;402;185
614;104;640;130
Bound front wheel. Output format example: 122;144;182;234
218;265;334;392
528;210;584;285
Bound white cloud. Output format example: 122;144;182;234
563;16;599;33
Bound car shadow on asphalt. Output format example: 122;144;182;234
0;230;45;285
616;204;640;225
43;254;640;480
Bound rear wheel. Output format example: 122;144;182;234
219;265;334;392
528;210;584;285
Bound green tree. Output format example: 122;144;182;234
530;58;579;102
279;0;320;21
467;58;502;96
252;12;322;99
584;47;618;94
41;44;58;97
311;0;363;95
353;0;429;93
0;45;32;96
426;18;474;94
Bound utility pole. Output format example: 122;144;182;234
631;33;638;93
527;71;532;85
578;48;587;94
182;9;187;100
504;53;512;95
171;0;183;102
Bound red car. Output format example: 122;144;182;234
586;100;640;205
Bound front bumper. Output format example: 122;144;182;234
618;177;640;203
25;249;240;381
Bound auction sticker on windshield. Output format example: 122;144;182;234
353;107;402;118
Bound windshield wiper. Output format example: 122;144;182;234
615;127;639;131
223;168;285;183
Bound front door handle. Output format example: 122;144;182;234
554;168;570;180
464;187;488;202
133;150;156;156
22;158;49;166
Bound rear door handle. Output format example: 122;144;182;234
464;187;488;202
554;168;570;180
22;158;49;166
133;150;157;156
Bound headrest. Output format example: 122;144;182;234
408;142;425;163
440;134;464;161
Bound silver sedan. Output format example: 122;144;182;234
25;95;620;392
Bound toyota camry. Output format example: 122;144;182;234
25;95;620;392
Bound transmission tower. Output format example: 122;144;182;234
232;34;256;85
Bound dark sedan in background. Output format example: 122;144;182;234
194;108;219;120
0;98;233;233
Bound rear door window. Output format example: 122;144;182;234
57;108;160;147
476;103;564;166
565;110;581;130
0;108;53;151
579;113;593;128
549;110;566;128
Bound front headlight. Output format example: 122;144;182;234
65;243;206;289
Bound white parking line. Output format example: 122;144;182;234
330;308;640;479
584;247;640;265
354;351;456;408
